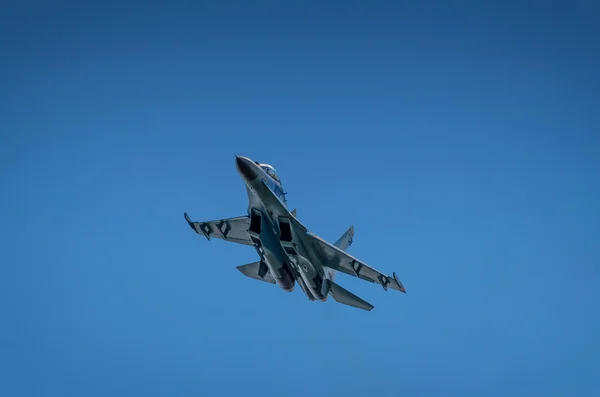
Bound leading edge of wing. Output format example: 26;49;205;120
307;232;406;293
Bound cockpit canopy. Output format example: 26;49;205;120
257;162;287;206
259;163;280;183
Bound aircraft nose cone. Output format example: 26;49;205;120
235;156;259;182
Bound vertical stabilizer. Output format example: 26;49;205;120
334;225;354;251
325;225;355;281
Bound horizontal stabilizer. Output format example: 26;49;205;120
236;261;276;284
327;279;374;311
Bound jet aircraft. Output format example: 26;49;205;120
184;156;406;311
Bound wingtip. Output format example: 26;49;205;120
184;212;198;234
393;271;406;294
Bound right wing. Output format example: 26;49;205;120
306;232;406;293
184;212;252;246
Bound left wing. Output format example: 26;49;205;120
184;212;252;246
306;232;406;293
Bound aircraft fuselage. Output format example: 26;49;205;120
235;156;328;301
184;156;405;311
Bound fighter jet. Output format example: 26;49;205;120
184;156;406;311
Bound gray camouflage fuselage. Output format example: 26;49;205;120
236;156;328;301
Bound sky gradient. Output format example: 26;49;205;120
2;1;599;396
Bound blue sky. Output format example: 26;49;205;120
1;1;599;396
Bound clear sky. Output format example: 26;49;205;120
2;1;599;396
